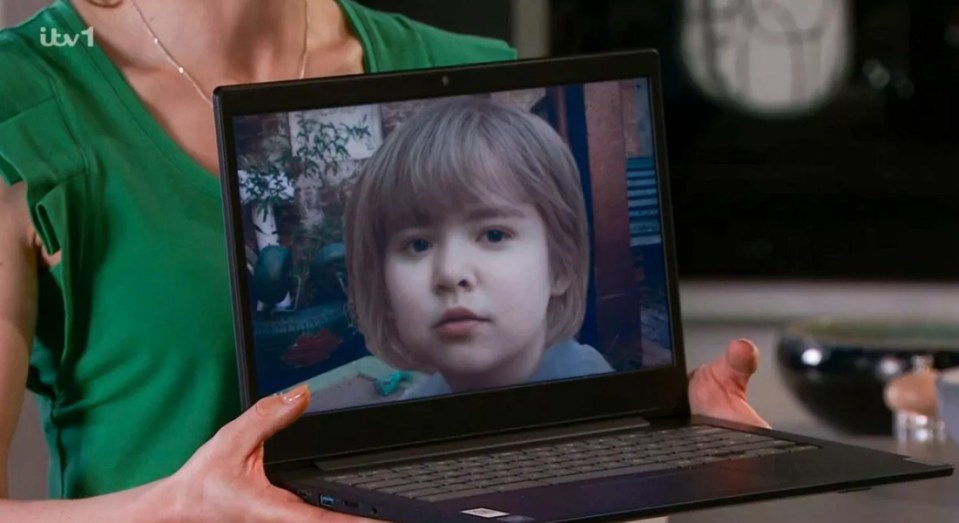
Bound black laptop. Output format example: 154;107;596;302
213;50;952;523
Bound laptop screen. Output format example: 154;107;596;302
230;78;674;414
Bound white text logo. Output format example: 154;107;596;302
40;27;94;48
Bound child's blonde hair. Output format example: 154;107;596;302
345;96;590;370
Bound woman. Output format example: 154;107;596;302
0;0;768;520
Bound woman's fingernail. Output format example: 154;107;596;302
281;384;309;405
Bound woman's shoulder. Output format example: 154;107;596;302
339;0;517;72
0;21;58;122
0;1;90;121
0;6;87;189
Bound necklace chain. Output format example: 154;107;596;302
129;0;310;108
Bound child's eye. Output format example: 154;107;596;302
407;238;431;253
481;229;510;243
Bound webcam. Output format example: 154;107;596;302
441;75;450;87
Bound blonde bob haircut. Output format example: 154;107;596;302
344;96;590;371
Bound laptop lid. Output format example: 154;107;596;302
214;50;690;466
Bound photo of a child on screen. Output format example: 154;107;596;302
344;97;613;398
236;79;673;412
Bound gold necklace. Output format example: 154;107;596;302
128;0;310;107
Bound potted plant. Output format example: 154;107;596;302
238;161;295;250
238;138;298;311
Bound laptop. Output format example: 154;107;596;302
213;50;952;523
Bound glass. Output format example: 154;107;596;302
894;355;946;444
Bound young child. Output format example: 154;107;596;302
344;96;613;399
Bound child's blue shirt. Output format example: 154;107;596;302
402;339;614;399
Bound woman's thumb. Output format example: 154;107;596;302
218;384;311;453
725;339;760;378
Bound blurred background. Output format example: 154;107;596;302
6;0;959;280
5;0;959;505
356;0;959;281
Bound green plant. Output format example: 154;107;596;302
238;156;295;219
294;111;373;184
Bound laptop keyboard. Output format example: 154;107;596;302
323;425;819;503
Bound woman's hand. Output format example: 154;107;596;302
687;339;771;428
160;385;381;523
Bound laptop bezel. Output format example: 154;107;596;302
214;50;691;466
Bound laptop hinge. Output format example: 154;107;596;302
311;414;650;472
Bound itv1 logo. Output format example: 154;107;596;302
40;26;94;48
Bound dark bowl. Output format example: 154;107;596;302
777;318;959;435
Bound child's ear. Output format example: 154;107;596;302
551;273;571;296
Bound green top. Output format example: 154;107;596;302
0;0;514;498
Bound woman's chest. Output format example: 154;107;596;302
123;69;223;174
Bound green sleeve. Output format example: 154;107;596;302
0;30;84;254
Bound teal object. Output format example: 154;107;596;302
310;242;347;299
253;245;292;305
375;371;414;396
315;242;346;264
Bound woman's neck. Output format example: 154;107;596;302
73;0;350;84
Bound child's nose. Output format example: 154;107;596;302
432;243;476;293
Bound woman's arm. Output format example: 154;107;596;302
0;181;38;498
0;482;172;523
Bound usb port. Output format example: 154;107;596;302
319;495;335;507
344;500;359;509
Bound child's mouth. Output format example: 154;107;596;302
434;307;489;337
434;318;487;337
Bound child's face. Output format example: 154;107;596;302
384;202;566;391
